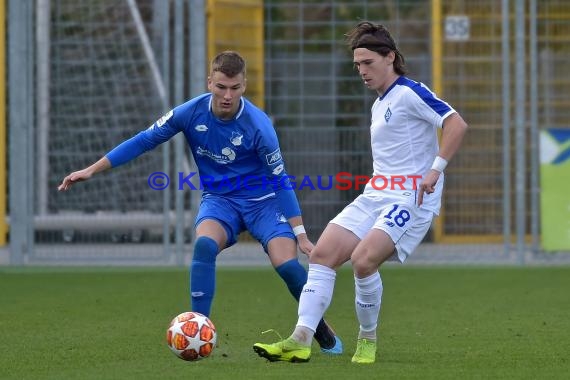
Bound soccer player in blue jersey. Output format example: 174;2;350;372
253;22;468;363
58;51;342;354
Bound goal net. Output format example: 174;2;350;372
41;0;170;243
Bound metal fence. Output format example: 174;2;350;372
4;0;570;265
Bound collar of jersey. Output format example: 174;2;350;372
378;75;405;101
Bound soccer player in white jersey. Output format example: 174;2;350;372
253;21;468;363
58;51;342;354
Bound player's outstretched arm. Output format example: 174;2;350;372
58;156;112;191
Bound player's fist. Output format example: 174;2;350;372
417;169;440;206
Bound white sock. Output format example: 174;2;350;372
291;326;313;346
293;263;336;345
354;271;383;341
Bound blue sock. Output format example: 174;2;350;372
275;258;308;301
190;236;219;317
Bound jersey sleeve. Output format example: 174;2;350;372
254;116;301;219
106;106;184;167
408;83;455;129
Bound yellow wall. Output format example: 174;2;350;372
207;0;264;108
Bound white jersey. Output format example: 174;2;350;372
363;76;456;214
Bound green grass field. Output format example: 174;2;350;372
1;266;569;380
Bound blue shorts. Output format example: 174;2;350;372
195;193;295;252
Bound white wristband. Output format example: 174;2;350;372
292;225;306;236
431;156;448;172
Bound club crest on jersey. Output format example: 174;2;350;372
230;132;243;146
266;149;282;165
195;124;208;132
384;107;392;122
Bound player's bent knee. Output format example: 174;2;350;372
310;248;348;269
351;251;380;277
192;236;219;263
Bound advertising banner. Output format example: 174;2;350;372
540;129;570;251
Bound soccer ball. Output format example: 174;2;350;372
166;311;217;361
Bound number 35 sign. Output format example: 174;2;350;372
445;15;470;41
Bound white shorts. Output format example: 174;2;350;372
330;192;434;263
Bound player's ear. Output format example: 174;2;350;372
207;76;212;91
387;51;396;65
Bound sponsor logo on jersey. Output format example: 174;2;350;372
156;110;173;127
266;149;282;165
384;107;392;122
230;132;243;146
196;146;236;164
195;124;208;132
221;147;236;161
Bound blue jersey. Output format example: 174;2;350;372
106;93;301;218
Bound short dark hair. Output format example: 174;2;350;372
210;51;246;77
345;21;407;75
